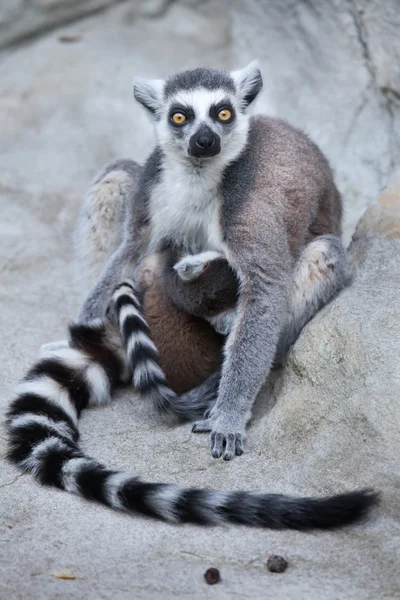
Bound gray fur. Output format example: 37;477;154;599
161;248;238;317
198;116;343;459
134;62;262;122
164;68;236;98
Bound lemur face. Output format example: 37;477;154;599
133;61;263;165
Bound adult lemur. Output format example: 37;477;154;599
6;63;378;528
79;61;350;460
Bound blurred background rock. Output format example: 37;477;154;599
1;0;399;244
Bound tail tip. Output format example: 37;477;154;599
325;487;380;529
353;487;381;517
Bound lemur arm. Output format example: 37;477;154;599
193;200;292;460
161;248;239;319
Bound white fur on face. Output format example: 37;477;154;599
154;87;250;168
147;86;252;254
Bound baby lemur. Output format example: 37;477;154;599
7;63;377;529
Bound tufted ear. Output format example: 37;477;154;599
133;77;164;116
231;60;263;110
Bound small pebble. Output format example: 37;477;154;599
266;555;288;573
204;567;221;585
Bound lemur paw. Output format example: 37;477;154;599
192;411;247;460
174;251;223;282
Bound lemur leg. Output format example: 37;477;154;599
174;251;225;281
191;234;349;459
78;242;138;324
76;160;140;285
76;160;144;324
274;234;349;364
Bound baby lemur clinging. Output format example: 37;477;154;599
7;63;376;530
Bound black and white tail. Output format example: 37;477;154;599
6;316;378;529
108;280;214;421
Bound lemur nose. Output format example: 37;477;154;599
196;133;215;149
189;125;221;158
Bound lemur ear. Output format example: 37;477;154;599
133;78;164;116
231;60;263;110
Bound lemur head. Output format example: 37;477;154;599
133;61;262;165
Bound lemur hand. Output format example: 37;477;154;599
174;251;224;282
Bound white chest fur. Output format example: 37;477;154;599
148;163;224;254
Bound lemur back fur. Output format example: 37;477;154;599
6;63;378;528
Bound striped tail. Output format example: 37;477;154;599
108;280;216;421
6;315;379;529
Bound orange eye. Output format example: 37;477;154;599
172;112;186;125
218;109;232;121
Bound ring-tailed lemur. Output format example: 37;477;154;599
6;63;378;528
78;61;352;460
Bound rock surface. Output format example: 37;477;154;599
0;2;399;599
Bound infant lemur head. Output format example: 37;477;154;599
133;61;262;166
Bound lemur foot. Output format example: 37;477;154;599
192;409;248;461
174;251;224;282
